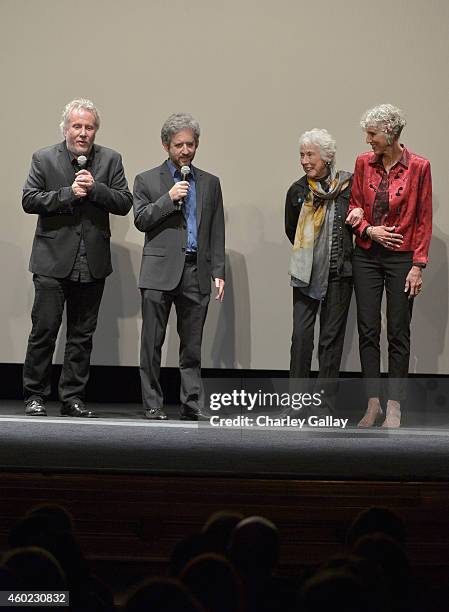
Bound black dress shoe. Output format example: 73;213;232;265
60;402;96;418
25;398;47;417
144;408;168;420
180;409;209;421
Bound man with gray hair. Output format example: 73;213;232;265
134;112;225;420
22;98;132;417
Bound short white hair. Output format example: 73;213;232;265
299;128;337;167
360;104;406;142
59;98;100;136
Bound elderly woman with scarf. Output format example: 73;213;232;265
346;104;432;428
285;128;353;410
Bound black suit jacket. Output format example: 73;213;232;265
133;162;225;294
22;141;132;279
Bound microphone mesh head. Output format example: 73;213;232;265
77;155;88;168
181;165;190;178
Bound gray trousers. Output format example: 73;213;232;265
140;262;210;412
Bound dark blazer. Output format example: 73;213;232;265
285;174;354;278
22;142;132;279
133;162;225;294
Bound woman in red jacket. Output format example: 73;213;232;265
346;104;432;428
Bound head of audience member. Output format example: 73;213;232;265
8;505;89;590
201;511;244;554
60;98;100;157
169;532;208;578
161;112;200;170
318;553;387;612
18;503;74;534
346;506;406;547
180;552;244;612
360;103;406;154
301;568;371;612
124;577;204;612
353;533;411;611
298;128;337;180
229;516;279;579
2;546;66;591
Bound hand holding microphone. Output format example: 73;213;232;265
72;155;94;198
169;165;190;206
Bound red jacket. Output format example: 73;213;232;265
348;147;432;264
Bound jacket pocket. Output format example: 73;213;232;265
36;230;57;238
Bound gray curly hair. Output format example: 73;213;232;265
59;98;100;135
161;113;200;146
360;104;406;144
299;128;337;169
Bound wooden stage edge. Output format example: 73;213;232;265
1;471;449;579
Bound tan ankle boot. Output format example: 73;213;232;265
381;401;401;428
357;400;383;428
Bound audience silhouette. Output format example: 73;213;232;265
0;504;441;611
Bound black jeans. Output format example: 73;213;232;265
289;275;353;413
23;274;105;405
352;245;413;401
290;276;353;380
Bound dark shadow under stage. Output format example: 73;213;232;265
1;400;449;481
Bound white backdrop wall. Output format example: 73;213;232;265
1;0;448;373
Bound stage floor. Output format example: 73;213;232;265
1;400;449;481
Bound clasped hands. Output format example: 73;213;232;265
346;207;422;298
71;170;94;199
346;207;404;250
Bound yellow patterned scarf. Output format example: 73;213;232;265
289;171;351;292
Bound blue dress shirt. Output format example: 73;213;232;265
166;159;197;253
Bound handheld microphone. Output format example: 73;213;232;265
77;155;88;170
75;156;88;203
179;165;190;205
